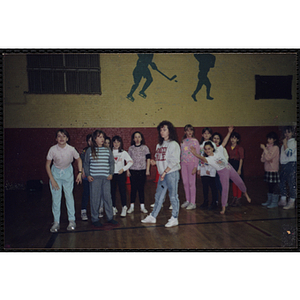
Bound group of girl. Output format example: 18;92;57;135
46;123;296;232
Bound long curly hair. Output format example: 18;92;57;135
157;120;178;145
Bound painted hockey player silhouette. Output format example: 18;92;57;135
127;54;157;102
192;54;216;101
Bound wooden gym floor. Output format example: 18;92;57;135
3;176;298;251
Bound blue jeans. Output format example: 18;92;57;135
152;170;180;218
279;162;296;199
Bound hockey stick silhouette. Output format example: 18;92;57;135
155;69;177;81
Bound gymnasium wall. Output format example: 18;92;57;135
3;52;297;185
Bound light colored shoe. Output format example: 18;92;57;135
141;207;148;213
67;220;76;231
113;207;118;215
165;216;178;228
169;205;173;210
141;214;156;223
98;207;104;218
127;206;134;213
181;201;190;208
283;200;295;210
150;203;155;207
81;209;88;221
50;222;60;233
120;206;127;217
278;197;287;206
186;203;196;210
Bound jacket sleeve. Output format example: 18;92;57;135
83;148;91;177
166;141;181;169
284;140;297;157
122;151;133;172
109;149;115;175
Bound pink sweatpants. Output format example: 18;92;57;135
181;162;197;204
218;164;247;207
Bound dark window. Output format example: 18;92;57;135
27;54;101;94
255;75;292;100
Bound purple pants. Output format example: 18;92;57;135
181;162;197;204
218;163;247;207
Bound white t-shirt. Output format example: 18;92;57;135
197;141;217;177
205;145;229;171
113;149;133;174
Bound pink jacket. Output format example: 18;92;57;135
261;144;280;172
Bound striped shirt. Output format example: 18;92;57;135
84;147;114;178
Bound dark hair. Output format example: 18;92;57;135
203;141;216;157
105;136;111;147
282;126;295;138
230;132;241;143
112;135;124;152
182;124;195;142
266;131;279;146
200;127;213;143
86;133;92;144
212;132;223;144
157;120;178;145
131;131;145;146
56;129;70;140
91;130;106;159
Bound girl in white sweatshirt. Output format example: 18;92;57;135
141;120;181;228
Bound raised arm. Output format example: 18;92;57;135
190;146;208;164
221;126;234;148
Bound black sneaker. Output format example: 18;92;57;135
92;221;103;228
106;219;119;226
200;203;208;210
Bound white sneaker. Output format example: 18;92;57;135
278;197;287;206
98;207;104;218
67;220;76;231
165;216;178;228
141;214;156;223
186;203;196;210
181;201;190;208
283;200;295;210
127;206;134;213
150;203;155;207
120;206;127;217
141;207;148;213
169;204;173;210
81;209;88;221
113;207;118;215
50;222;60;233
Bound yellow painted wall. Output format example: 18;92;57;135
4;52;297;128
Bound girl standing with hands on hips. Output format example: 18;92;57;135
141;120;181;227
127;131;151;214
191;126;251;215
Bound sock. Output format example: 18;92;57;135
289;198;295;202
130;203;134;208
281;196;287;201
140;203;145;209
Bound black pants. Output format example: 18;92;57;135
201;176;218;205
130;169;146;204
111;173;127;207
